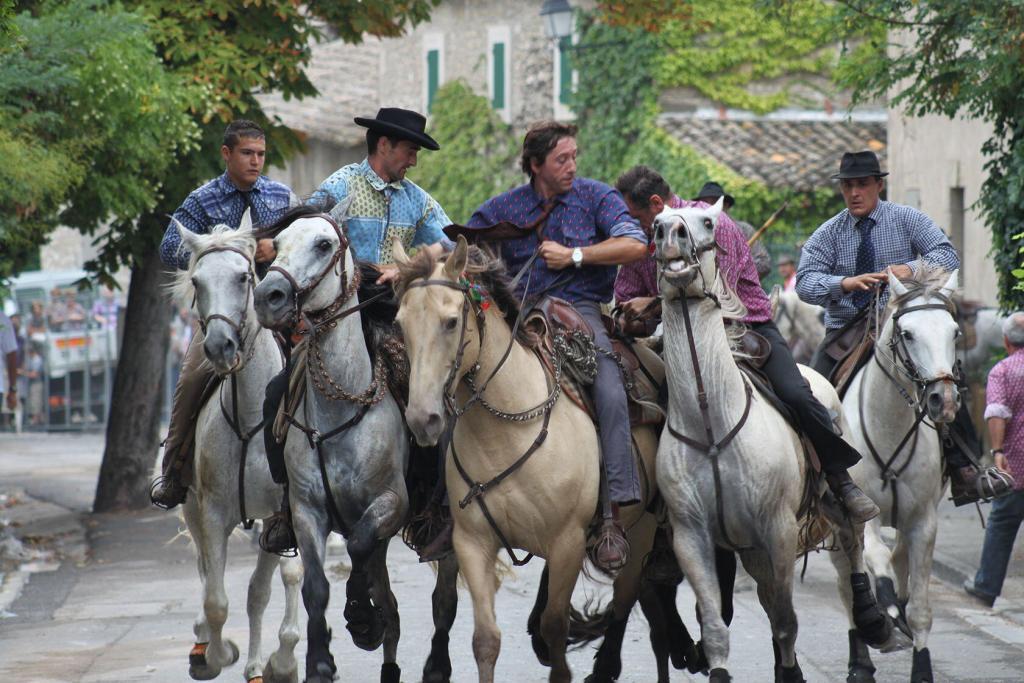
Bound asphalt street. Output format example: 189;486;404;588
1;433;1022;682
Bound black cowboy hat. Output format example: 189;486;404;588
693;181;735;210
354;107;440;151
831;150;888;180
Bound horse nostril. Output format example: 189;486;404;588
927;392;944;413
267;288;286;307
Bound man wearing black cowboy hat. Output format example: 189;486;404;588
797;149;1014;506
309;107;452;285
694;180;735;211
257;108;453;555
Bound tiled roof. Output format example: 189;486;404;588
658;115;887;191
257;38;380;147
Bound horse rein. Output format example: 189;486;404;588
653;214;752;551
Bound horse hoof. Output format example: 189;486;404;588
188;641;239;680
709;667;732;682
302;662;335;683
777;663;805;683
910;647;933;683
530;630;551;667
343;598;385;651
381;662;400;683
263;655;299;683
687;641;709;674
670;641;697;671
422;671;450;683
846;665;876;683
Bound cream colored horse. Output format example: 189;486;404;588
394;237;659;683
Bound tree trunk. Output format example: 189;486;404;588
93;248;173;512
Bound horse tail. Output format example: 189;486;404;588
566;597;615;648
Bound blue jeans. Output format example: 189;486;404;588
974;489;1024;598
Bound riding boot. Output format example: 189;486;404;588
826;470;880;524
944;405;1015;505
150;329;210;510
592;504;630;575
260;487;298;556
417;517;454;563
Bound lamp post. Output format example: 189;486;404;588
540;0;573;41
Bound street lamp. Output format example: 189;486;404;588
540;0;573;41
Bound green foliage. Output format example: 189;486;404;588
0;0;197;282
829;0;1024;309
571;16;842;248
411;80;520;224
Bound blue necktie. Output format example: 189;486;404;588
851;217;875;308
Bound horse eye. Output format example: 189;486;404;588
190;277;197;287
901;330;914;341
704;218;713;229
239;272;249;283
317;239;332;252
444;316;459;332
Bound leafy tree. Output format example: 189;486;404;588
827;0;1024;309
411;80;520;223
85;0;442;512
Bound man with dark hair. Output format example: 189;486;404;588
615;164;879;522
150;119;296;509
463;122;649;572
777;254;797;292
310;107;451;285
798;150;1013;506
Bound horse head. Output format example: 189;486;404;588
395;235;490;446
882;267;961;423
652;198;724;300
173;211;258;376
254;208;354;330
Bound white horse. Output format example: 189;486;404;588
770;287;825;365
653;201;893;682
959;305;1006;379
837;267;962;683
172;216;302;683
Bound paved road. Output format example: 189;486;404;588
1;434;1022;682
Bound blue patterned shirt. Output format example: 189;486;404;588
796;200;959;329
160;173;295;270
467;178;645;304
309;158;452;264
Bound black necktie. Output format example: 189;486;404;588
851;217;875;308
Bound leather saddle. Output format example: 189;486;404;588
523;297;665;427
824;314;877;400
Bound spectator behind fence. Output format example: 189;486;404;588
9;313;26;399
0;310;18;413
964;311;1024;608
91;286;120;330
27;300;47;340
23;342;44;426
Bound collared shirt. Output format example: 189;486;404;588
796;200;959;329
91;299;119;330
612;197;771;323
160;173;296;270
309;158;452;264
467;178;645;304
0;311;17;395
984;347;1024;489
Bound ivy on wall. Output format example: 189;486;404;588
410;80;520;224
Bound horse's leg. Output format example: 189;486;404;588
831;512;893;651
242;545;277;681
637;583;672;683
183;496;213;668
527;565;551;665
423;554;459;683
343;489;406;653
863;519;911;644
366;538;402;683
828;544;877;683
195;511;240;676
457;532;502;683
905;511;938;683
264;555;303;683
539;529;587;683
743;542;802;683
583;514;654;683
669;516;730;679
294;508;334;683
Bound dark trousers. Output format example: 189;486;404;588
263;367;289;485
810;333;978;470
753;321;860;474
973;490;1024;598
574;300;642;506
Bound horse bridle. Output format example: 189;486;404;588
653;213;721;304
192;245;259;368
266;213;358;326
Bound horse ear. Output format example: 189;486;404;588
392;236;410;265
707;197;724;222
239;207;253;233
769;284;781;318
887;267;909;298
940;269;959;298
173;217;200;253
443;235;469;280
329;194;355;224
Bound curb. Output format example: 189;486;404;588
0;488;88;617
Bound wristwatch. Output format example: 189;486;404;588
571;247;584;268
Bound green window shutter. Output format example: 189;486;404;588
427;49;439;112
558;36;573;106
492;42;506;110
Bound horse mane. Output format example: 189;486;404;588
710;269;749;350
170;224;256;304
395;246;530;344
886;260;956;312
